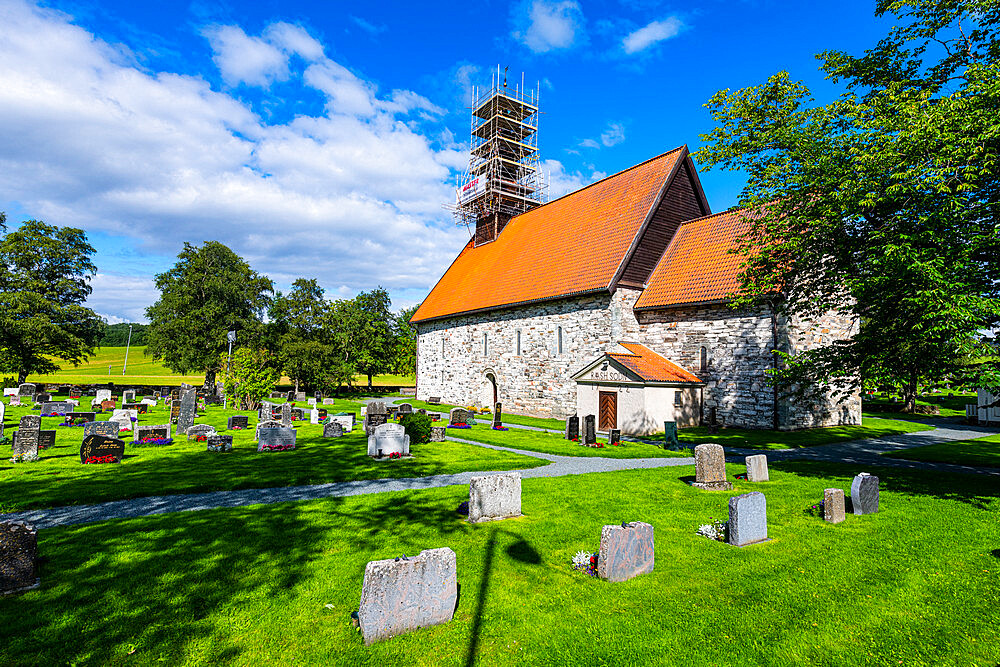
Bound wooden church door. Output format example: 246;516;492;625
599;391;617;431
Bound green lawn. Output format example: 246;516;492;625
863;392;977;419
402;398;566;430
883;433;1000;469
674;416;934;451
25;346;414;387
452;423;691;458
2;461;997;665
0;397;542;513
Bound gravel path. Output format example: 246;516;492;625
3;412;997;531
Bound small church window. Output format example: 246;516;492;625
700;346;708;372
516;330;522;356
674;391;683;407
441;337;445;354
483;332;488;356
557;326;563;355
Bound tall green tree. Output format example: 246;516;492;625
332;287;395;389
222;347;279;410
269;279;343;393
393;304;419;377
697;0;1000;411
146;241;273;388
0;216;104;383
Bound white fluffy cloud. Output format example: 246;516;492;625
0;1;472;320
543;159;605;199
622;17;683;54
579;121;626;150
513;0;585;53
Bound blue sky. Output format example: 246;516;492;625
0;0;893;323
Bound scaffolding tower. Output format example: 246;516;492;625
449;66;546;245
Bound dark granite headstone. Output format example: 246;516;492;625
177;389;197;432
583;415;597;445
67;412;96;424
850;473;879;515
83;421;120;438
134;424;171;442
170;403;181;424
227;415;249;430
257;427;297;451
597;522;655;582
493;402;503;428
427;396;441;405
79;435;126;463
206;434;233;452
322;421;345;438
448;407;468;426
35;393;51;404
40;401;72;415
663;421;680;450
123;390;136;403
609;428;621;445
17;383;36;397
565;415;579;440
0;521;39;594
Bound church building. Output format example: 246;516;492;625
410;145;862;435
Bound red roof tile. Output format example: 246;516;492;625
411;147;687;323
607;342;702;383
634;208;757;310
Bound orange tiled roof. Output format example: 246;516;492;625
634;208;757;310
608;342;703;383
411;147;687;323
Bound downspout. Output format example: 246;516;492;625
771;300;780;430
414;325;420;398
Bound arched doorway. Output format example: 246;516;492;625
481;369;499;408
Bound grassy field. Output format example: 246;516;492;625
883;433;1000;469
25;346;415;387
452;423;691;459
0;396;541;512
863;392;977;419
674;416;934;451
2;461;997;665
402;399;566;431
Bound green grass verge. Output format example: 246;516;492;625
864;392;977;419
2;462;998;665
401;399;567;431
674;416;934;451
883;433;1000;469
0;398;543;512
451;423;690;458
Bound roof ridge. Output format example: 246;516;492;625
513;145;686;217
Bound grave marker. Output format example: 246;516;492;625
18;383;36;397
745;454;769;482
177;389;197;432
186;424;216;440
727;492;768;546
257;427;297;452
492;402;503;429
206;434;233;452
135;424;171;442
95;389;112;403
468;472;521;522
449;407;468;426
12;416;40;460
83;421;120;438
79;435;125;463
0;521;40;594
608;428;621;446
322;421;344;438
280;403;292;427
824;488;846;524
357;547;457;645
692;444;733;490
850;473;879;515
597;522;655;582
227;415;249;430
329;414;354;433
564;415;579;441
583;415;597;445
367;422;410;457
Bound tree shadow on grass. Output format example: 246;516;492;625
0;503;325;665
771;460;1000;509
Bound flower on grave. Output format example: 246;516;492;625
389;452;402;459
572;550;598;576
84;455;119;464
137;437;172;446
10;453;40;464
696;518;728;542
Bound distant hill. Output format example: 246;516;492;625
100;322;149;347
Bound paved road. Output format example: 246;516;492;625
2;412;996;530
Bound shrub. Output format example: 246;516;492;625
399;413;432;444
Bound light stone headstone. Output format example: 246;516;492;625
328;414;353;433
367;422;410;457
9;395;20;406
255;419;283;441
597;521;655;582
280;403;292;427
310;409;319;425
109;415;132;433
357;547;457;645
323;398;336;406
693;443;733;490
177;389;197;433
123;390;136;403
727;491;768;546
564;415;579;440
322;421;345;438
257;427;297;451
0;521;40;594
186;424;216;440
112;408;138;422
95;389;112;403
824;488;846;524
307;398;316;406
83;421;120;438
467;472;521;523
745;454;769;482
850;473;879;515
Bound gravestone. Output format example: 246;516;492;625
123;390;136;403
269;392;283;399
427;396;441;405
850;473;879;515
99;400;117;412
227;415;249;430
565;415;579;440
140;399;157;407
123;402;147;414
322;421;345;438
322;398;336;406
280;403;292;427
397;403;413;417
608;428;621;446
745;454;769;482
663;421;681;450
95;389;112;403
19;415;41;431
67;412;96;424
0;401;4;424
12;416;40;460
18;383;36;397
112;408;138;421
35;393;51;404
109;415;132;433
583;415;597;445
152;391;161;399
824;488;846;524
294;392;306;402
291;407;307;421
692;444;732;490
329;414;353;433
726;491;768;546
0;521;40;595
9;395;20;406
79;435;125;463
310;409;319;425
206;434;233;452
367;422;410;457
492;402;503;429
177;389;197;433
429;426;446;442
135;424;171;442
255;419;283;441
83;421;120;438
32;431;55;450
366;402;388;434
449;407;468;426
318;409;328;420
257;427;296;452
307;398;316;406
357;547;457;645
467;472;521;522
597;522;655;582
186;424;216;440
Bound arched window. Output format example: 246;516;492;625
516;329;522;356
557;326;563;355
700;345;708;372
483;332;488;356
